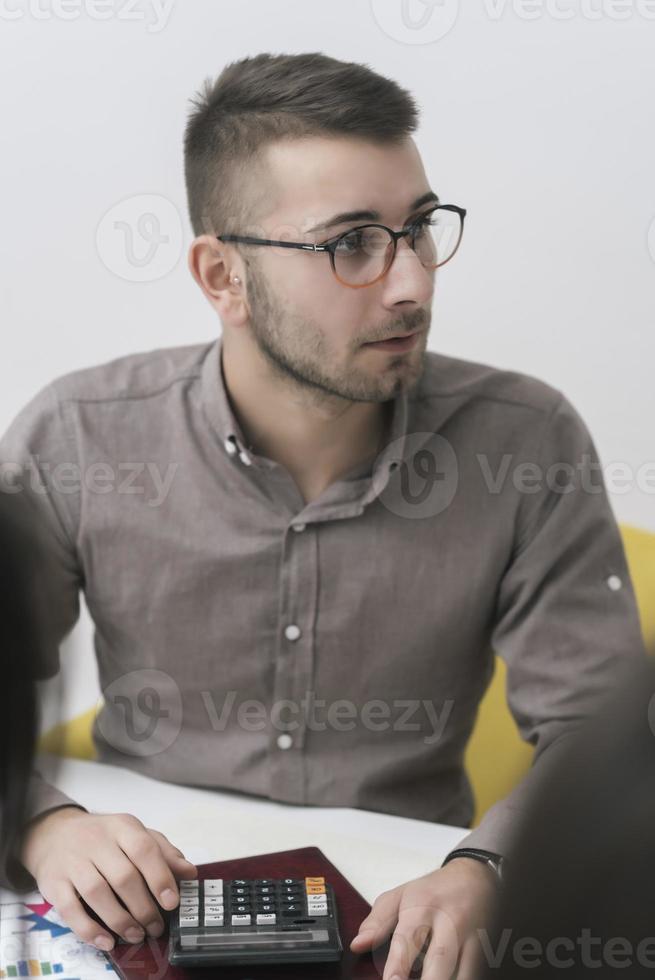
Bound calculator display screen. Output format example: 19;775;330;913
181;928;330;949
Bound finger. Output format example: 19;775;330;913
350;909;399;951
416;909;462;980
148;828;198;880
45;879;116;952
118;826;187;913
73;862;154;944
381;907;435;980
452;934;486;980
350;887;402;951
97;846;165;938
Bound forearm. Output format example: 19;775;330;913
449;729;579;858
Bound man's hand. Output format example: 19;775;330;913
20;806;197;952
349;858;499;980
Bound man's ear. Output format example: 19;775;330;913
187;236;248;325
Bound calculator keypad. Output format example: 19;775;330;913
177;876;331;928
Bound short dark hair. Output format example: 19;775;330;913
183;52;420;241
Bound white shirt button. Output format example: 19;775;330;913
277;734;293;750
606;574;622;591
238;450;253;466
224;438;237;456
292;522;306;533
284;624;301;641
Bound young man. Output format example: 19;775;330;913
1;52;645;978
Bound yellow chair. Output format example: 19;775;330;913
464;523;655;824
39;703;97;760
40;525;655;825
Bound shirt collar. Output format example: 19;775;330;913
201;332;411;476
201;332;252;459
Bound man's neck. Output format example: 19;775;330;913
221;335;392;502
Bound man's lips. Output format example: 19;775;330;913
364;329;421;345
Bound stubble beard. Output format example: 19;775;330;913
245;265;430;405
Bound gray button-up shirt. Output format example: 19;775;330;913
0;335;646;887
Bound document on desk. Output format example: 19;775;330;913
0;891;116;979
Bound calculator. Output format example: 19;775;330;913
168;875;343;967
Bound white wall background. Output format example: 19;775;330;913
1;0;653;726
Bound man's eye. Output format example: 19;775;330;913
410;214;437;233
335;230;364;254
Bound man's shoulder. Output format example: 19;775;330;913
414;349;563;420
49;340;214;405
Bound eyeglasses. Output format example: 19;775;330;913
217;204;467;289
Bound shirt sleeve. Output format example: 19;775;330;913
0;383;86;889
450;391;648;858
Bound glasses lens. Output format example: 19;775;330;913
331;210;464;286
411;208;463;269
333;226;394;286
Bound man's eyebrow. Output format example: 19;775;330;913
305;191;440;235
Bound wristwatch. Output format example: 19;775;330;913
441;847;505;884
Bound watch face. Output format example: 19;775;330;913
489;857;503;880
444;849;504;881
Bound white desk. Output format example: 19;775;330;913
3;754;469;904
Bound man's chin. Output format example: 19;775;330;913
352;364;426;402
379;346;427;389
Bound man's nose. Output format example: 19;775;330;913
379;236;435;307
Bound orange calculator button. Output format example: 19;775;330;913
306;884;326;894
305;877;325;884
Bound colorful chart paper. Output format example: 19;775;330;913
0;894;116;980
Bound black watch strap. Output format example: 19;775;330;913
441;847;505;883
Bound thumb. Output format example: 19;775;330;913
350;901;399;950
